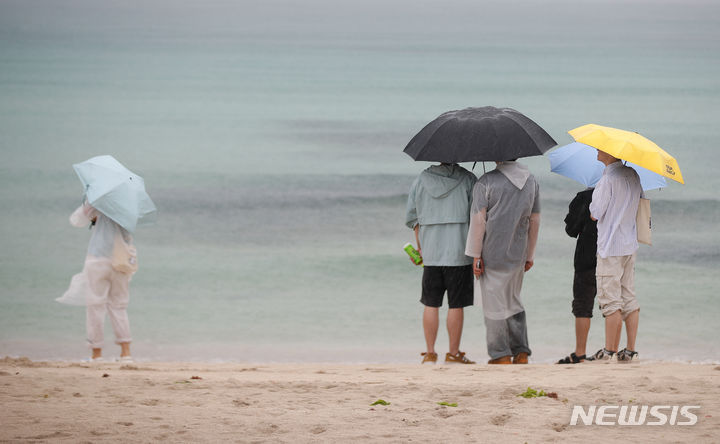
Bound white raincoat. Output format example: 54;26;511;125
58;203;135;306
465;161;540;320
57;203;134;348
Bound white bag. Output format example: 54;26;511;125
636;197;651;246
112;233;138;274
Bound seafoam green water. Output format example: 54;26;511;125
1;0;719;362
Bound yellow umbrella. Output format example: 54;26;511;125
568;124;684;184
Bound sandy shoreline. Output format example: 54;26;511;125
1;358;718;443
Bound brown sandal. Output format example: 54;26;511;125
421;352;438;364
445;351;476;364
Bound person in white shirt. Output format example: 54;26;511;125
588;149;642;363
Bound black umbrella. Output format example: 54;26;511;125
403;106;557;163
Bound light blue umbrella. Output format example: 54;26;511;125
73;155;157;232
548;142;666;191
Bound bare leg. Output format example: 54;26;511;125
447;308;464;355
575;317;591;357
624;309;639;351
120;342;131;358
91;348;102;359
605;310;622;352
423;307;439;354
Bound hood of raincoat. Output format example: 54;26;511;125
496;161;531;190
405;164;476;228
419;164;468;198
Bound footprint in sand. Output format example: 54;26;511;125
551;422;568;432
90;430;110;436
233;399;251;407
310;425;327;434
490;413;513;426
256;423;280;435
401;418;422;427
435;408;458;419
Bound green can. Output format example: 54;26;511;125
403;243;423;267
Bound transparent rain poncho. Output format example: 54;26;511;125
57;203;134;306
465;161;540;320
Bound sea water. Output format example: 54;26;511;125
1;0;718;363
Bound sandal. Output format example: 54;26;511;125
617;348;638;363
445;351;475;364
421;352;438;364
587;348;615;362
557;352;585;364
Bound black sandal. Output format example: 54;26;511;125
557;352;585;364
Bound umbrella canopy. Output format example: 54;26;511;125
568;124;684;184
73;155;157;233
404;106;557;162
549;142;667;191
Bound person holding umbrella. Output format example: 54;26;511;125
587;148;643;362
548;141;667;364
405;106;556;365
58;155;156;362
566;124;685;363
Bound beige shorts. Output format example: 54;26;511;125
596;253;639;319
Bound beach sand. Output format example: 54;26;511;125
1;357;718;443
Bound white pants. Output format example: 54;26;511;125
84;258;132;348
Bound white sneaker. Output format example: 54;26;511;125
588;348;615;363
117;356;134;363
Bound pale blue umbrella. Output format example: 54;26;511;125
73;155;157;232
548;142;666;191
